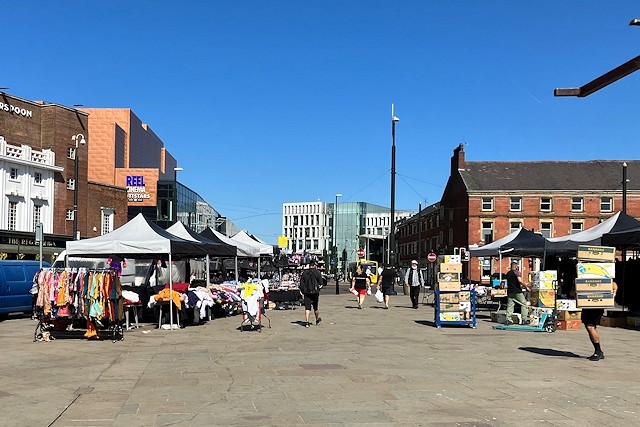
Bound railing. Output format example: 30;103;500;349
0;136;56;165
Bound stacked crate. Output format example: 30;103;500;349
575;245;616;310
528;270;556;326
436;262;475;324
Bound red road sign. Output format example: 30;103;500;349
427;252;437;263
356;249;365;258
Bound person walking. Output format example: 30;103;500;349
350;264;370;309
505;261;531;325
299;260;323;327
581;280;617;361
404;260;423;309
377;264;397;309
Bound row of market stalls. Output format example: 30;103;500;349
469;211;640;311
60;213;275;331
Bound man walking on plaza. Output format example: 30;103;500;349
581;280;617;361
404;260;423;309
299;260;323;328
505;261;530;325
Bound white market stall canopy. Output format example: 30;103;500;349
166;222;236;257
199;227;260;258
66;213;206;257
231;230;274;256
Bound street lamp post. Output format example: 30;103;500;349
389;105;400;266
71;133;86;240
334;193;342;294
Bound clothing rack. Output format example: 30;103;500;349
34;267;124;343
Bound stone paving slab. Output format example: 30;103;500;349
1;289;640;426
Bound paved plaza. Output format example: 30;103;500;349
0;285;639;427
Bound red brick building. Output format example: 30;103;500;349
0;93;127;260
397;144;640;283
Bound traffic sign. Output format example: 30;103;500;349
356;249;365;258
427;252;437;263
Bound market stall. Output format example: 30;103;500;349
66;213;208;330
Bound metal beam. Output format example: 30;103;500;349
555;54;640;97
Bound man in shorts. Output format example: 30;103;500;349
299;260;323;328
581;280;618;361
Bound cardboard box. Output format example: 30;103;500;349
439;312;461;322
532;270;558;281
458;291;471;302
490;288;507;297
577;245;616;262
438;272;461;282
532;279;555;290
530;290;556;308
496;312;522;324
576;263;615;279
557;320;582;330
439;293;459;303
439;303;459;311
575;278;613;292
558;309;581;321
459;301;471;312
438;282;461;291
439;263;462;273
576;292;615;308
627;316;640;328
440;255;461;264
556;299;577;310
599;316;627;327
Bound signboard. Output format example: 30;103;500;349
427;252;437;262
126;175;151;202
277;235;289;248
356;249;365;258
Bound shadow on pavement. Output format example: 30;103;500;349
414;320;437;327
518;347;582;358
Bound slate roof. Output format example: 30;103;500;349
459;160;640;192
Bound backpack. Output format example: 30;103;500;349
301;270;320;294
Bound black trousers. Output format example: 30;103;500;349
409;286;421;307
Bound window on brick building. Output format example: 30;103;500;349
101;208;114;235
481;197;493;211
66;178;75;190
66;209;74;221
571;197;584;212
600;197;613;213
540;197;552;212
510;197;522;211
481;221;493;244
570;222;583;234
540;222;553;238
67;147;76;160
510;221;522;233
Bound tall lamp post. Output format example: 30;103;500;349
71;133;86;240
334;193;342;294
389;105;400;266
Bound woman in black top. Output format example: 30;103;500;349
350;265;370;309
377;264;397;309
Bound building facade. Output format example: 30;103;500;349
398;144;640;283
0;93;127;261
282;200;415;269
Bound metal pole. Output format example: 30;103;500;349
623;162;628;213
417;202;422;266
335;194;341;294
73;140;79;240
390;105;398;267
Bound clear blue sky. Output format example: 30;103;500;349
5;2;640;244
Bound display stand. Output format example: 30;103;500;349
435;288;477;328
434;260;476;328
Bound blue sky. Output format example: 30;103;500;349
5;2;640;244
